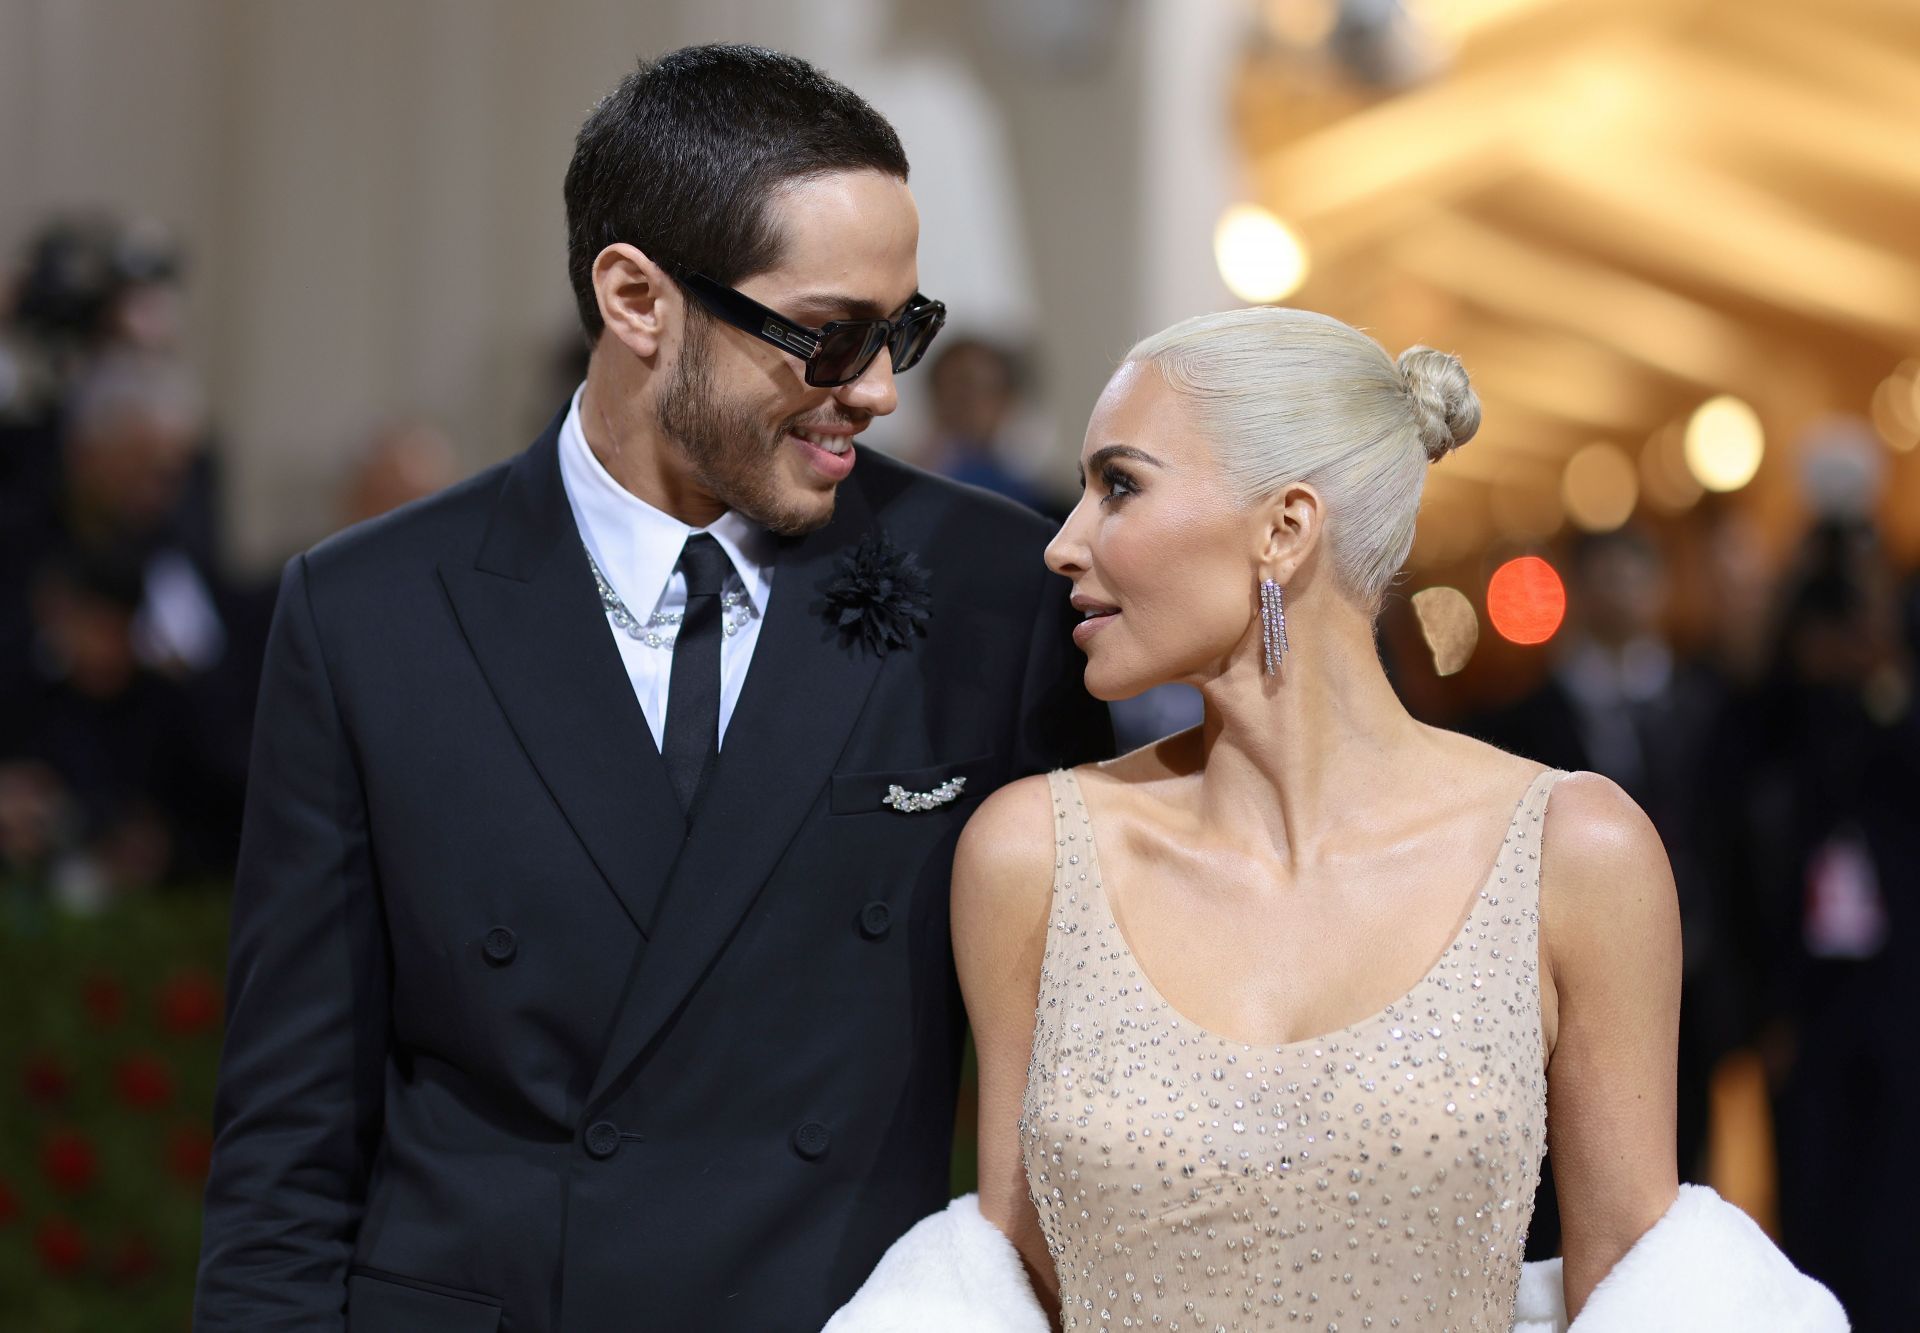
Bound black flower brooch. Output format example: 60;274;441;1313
816;531;931;656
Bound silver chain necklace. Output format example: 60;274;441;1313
585;545;751;650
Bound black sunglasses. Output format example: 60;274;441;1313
657;259;946;389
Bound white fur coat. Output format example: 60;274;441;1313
823;1185;1847;1332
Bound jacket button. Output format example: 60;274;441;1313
482;926;518;965
857;902;891;940
584;1121;621;1160
791;1121;831;1161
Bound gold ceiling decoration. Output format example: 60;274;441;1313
1233;0;1920;568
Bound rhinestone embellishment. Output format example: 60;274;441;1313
881;775;967;813
586;544;751;649
1019;767;1560;1330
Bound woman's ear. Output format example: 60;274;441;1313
593;243;672;360
1257;481;1322;582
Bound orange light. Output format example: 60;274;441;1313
1486;556;1566;645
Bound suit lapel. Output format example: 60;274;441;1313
438;418;683;938
587;476;886;1107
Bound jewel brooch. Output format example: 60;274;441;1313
882;776;967;813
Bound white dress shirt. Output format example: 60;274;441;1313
556;385;775;750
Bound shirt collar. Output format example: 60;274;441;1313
556;383;775;617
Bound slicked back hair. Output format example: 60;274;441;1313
564;44;910;342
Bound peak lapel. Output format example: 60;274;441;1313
438;421;682;938
586;479;887;1107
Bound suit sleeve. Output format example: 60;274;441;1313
194;554;390;1331
1010;559;1114;776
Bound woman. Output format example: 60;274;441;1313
830;308;1843;1331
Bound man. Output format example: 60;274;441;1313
194;45;1109;1332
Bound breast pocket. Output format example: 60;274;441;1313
828;753;998;816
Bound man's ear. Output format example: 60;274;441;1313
1257;481;1322;582
593;243;673;360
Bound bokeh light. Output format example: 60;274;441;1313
1561;441;1639;532
1214;204;1310;304
1639;421;1704;513
1410;586;1479;676
1869;360;1920;453
1486;556;1566;646
1684;394;1765;491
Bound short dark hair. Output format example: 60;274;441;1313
563;44;910;341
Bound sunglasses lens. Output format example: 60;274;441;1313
890;306;945;373
808;325;886;387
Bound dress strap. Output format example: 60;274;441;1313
1491;767;1568;929
1044;769;1073;901
1515;767;1569;852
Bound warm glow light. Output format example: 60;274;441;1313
1870;360;1920;454
1215;204;1310;304
1487;557;1565;646
1685;395;1765;491
1263;0;1339;46
1489;483;1564;542
1561;441;1639;532
1411;586;1479;676
1405;0;1561;43
1640;422;1704;513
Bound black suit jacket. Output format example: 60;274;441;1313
193;411;1111;1332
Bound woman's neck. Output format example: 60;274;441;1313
1188;600;1429;865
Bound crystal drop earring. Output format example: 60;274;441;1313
1259;578;1289;675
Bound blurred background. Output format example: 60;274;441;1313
2;0;1915;1327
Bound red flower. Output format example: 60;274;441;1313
167;1124;214;1183
158;968;221;1036
115;1051;177;1109
41;1128;98;1194
36;1216;88;1274
22;1051;73;1106
0;1175;19;1225
83;971;127;1028
108;1233;160;1286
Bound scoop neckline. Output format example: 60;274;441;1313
1056;765;1555;1053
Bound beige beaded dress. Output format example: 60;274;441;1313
1020;767;1566;1332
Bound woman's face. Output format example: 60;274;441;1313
1046;362;1271;701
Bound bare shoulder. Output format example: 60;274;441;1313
1417;722;1556;799
1074;724;1203;802
952;773;1058;944
1541;772;1673;901
1539;772;1681;977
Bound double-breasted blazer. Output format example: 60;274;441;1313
193;409;1111;1332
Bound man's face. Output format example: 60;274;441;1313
660;169;921;536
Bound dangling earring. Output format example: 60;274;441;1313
1259;578;1289;675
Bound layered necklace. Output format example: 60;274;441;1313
584;545;752;650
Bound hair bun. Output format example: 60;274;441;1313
1396;345;1480;462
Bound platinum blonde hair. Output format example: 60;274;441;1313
1125;307;1479;609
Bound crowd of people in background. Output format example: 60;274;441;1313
0;217;461;906
0;217;260;904
2;214;1915;1323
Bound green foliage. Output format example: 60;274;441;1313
0;889;229;1331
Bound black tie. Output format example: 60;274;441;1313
663;533;730;819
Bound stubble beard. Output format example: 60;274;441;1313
656;317;834;538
